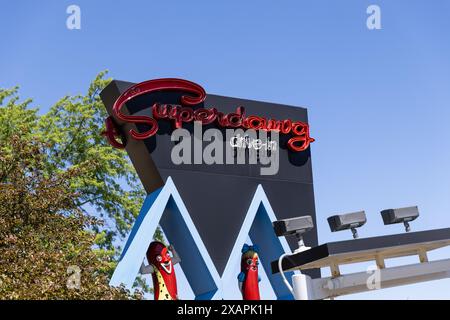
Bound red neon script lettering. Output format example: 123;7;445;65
103;79;314;152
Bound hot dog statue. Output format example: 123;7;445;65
237;244;261;300
139;241;181;300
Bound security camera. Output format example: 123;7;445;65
273;216;314;253
273;216;314;237
327;211;367;239
380;206;419;232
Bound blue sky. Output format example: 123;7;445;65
2;1;450;299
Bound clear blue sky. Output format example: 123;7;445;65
2;0;450;299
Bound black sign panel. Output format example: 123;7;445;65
101;80;319;278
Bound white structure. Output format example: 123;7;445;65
276;228;450;300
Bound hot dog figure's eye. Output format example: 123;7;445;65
256;260;259;266
156;255;162;262
166;252;171;259
246;259;253;265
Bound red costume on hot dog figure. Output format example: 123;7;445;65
237;244;261;300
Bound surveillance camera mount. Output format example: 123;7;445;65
293;229;310;253
351;227;359;239
404;221;411;232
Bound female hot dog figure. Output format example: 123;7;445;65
237;244;261;300
139;241;181;300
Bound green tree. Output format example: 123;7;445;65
2;72;162;246
0;134;141;299
36;72;147;244
0;72;159;298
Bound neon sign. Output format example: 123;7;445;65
103;78;315;152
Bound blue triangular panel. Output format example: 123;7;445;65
111;179;293;300
110;177;221;299
220;184;295;300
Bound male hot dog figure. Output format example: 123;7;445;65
139;241;181;300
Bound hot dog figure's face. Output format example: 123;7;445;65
243;254;259;274
147;242;173;274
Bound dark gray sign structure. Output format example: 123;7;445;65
101;79;320;279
